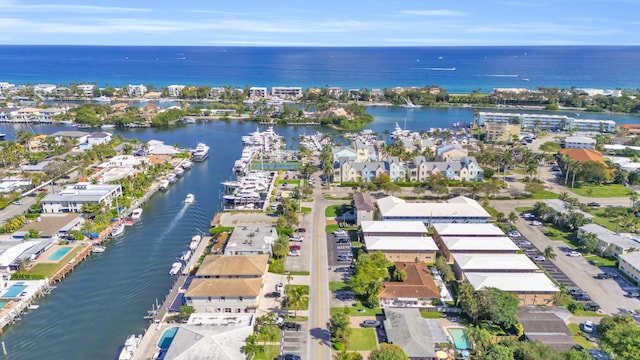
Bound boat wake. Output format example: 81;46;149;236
166;203;190;234
477;74;519;77
423;67;456;71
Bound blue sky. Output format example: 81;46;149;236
0;0;637;46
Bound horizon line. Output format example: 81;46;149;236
1;44;640;48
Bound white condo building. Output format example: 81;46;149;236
41;183;122;213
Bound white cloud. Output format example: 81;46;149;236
400;9;466;16
0;0;149;13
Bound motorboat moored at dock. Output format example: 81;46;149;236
118;334;142;360
169;262;182;276
131;208;143;220
192;142;209;162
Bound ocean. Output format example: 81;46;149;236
1;46;640;92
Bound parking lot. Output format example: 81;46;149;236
326;230;356;268
280;321;308;359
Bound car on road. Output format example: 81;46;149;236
587;202;601;208
581;320;594;333
531;221;542;226
12;201;24;205
288;250;301;256
594;273;619;280
289;236;304;242
361;320;381;328
265;291;281;298
276;282;284;293
532;256;546;262
567;251;582;257
625;291;640;297
296;228;306;233
281;354;301;360
279;322;302;331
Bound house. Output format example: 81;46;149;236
618;252;640;285
127;84;147;97
354;141;377;161
377;196;490;225
335;159;386;183
332;146;357;163
162;314;254;360
436;236;519;262
166;84;185;97
361;221;428;237
542;199;594;221
146;139;180;155
386;156;405;181
561;136;596;149
15;213;84;241
97;155;147;169
77;84;95;96
271;86;302;99
50;131;90;145
364;236;438;263
558;148;606;166
517;307;577;352
183;254;269;314
353;192;375;225
451;253;540;280
383;308;449;359
248;87;268;98
406;157;482;182
578;223;639;258
41;182;122;213
465;272;558;306
379;262;441;308
435;144;468;162
0;239;53;273
33;84;57;93
223;225;278;255
78;132;112;151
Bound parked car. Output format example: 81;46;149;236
595;273;618;280
532;256;546;262
531;221;543;226
12;201;23;205
289;236;304;242
281;355;301;360
522;213;535;220
289;245;301;251
336;238;350;244
333;230;347;236
583;302;600;311
280;322;302;331
573;293;591;301
296;228;306;233
288;250;301;257
625;291;640;297
336;293;355;300
265;291;281;298
581;320;594;333
567;251;582;257
276;282;284;293
507;230;521;237
361;320;381;328
587;202;601;208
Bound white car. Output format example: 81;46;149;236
567;251;582;257
531;221;542;226
288;251;301;257
276;282;284;293
533;256;546;262
581;320;594;333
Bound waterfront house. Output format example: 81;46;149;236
0;239;53;273
77;132;113;151
377;196;490;225
41;182;122;213
223;225;277;256
146;139;180;155
248;87;268;99
166;84;185;97
50;131;90;145
379;262;440;308
578;223;639;258
15;213;84;241
126;84;146;97
33;84;56;93
184;254;269;314
332;146;357;162
354;141;377;161
76;84;95;96
353;192;375;225
383;308;449;359
271;86;302;99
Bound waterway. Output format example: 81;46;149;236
0;107;639;359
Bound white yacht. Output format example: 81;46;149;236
159;179;170;191
190;235;202;250
169;262;182;276
131;208;143;220
94;95;112;103
181;159;193;169
101;124;116;129
184;193;195;204
91;245;106;253
167;173;177;183
192;143;209;161
223;189;260;202
118;334;142;360
174;167;185;177
180;250;192;262
110;223;125;237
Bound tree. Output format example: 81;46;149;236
329;307;352;346
434;255;456;282
349;252;391;306
335;349;363;360
598;314;640;360
578;232;599;254
241;334;264;360
508;211;518;225
484;344;514;360
392;267;407;282
285;286;306;317
368;343;408;360
544;246;556;260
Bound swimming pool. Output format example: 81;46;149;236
157;326;178;350
448;328;472;350
48;247;72;261
2;284;27;298
0;301;9;308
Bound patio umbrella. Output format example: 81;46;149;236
436;350;448;359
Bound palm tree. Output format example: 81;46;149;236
543;246;556;260
241;334;264;360
508;211;518;225
286;287;306;317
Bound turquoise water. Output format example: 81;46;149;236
3;285;27;299
157;327;178;350
448;328;472;350
0;301;8;308
48;247;72;261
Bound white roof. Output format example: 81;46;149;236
434;223;505;237
377;196;490;220
453;253;539;271
466;272;559;293
579;223;639;249
564;136;596;144
364;236;438;251
619;252;640;269
361;221;427;234
0;241;40;266
441;236;519;251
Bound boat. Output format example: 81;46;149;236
0;133;5;140
184;117;196;124
184;193;195;204
28;304;39;310
131;208;143;220
91;245;106;253
159;179;170;191
167;173;177;183
180;250;192;262
174;167;185;177
110;223;125;237
181;159;193;169
192;142;209;161
118;334;142;360
190;235;202;250
57;120;75;125
101;124;116;129
169;262;182;276
94;95;111;103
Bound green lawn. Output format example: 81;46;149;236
288;270;310;276
26;246;85;278
584;254;617;267
567;323;596;349
420;310;443;319
254;345;281;360
301;207;312;214
269;258;285;274
347;328;378;351
330;302;383;317
543;227;577;246
526;190;560;200
325;204;354;218
589;214;621;233
329;281;352;292
483;205;500;218
515;206;534;213
570;184;634;198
